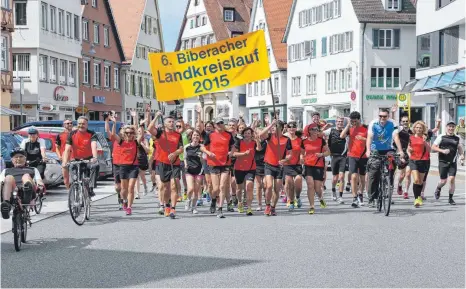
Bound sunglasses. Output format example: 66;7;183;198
288;125;297;128
125;131;135;135
379;115;388;118
401;120;409;123
64;122;72;125
216;122;224;125
310;128;319;132
176;125;182;129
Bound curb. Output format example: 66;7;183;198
1;192;117;235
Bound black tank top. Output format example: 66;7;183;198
25;141;42;163
328;128;346;155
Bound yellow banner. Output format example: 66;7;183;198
148;30;271;102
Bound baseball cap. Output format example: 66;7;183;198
214;117;224;124
28;127;38;134
447;121;456;126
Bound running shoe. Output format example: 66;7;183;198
397;186;403;195
169;208;176;219
358;195;365;206
288;203;295;211
126;207;132;215
184;200;191;211
282;196;288;203
286;199;291;208
123;201;128;211
232;195;238;206
345;183;351;192
351;197;359;208
271;207;276;216
192;208;199;214
297;198;302;208
217;208;225;218
417;196;423;206
256;206;263;211
227;201;235;212
89;188;96;197
246;209;253;216
177;196;183;202
1;201;10;219
293;199;298;207
414;198;420;208
449;198;456;205
264;205;271;216
308;208;315;215
319;199;327;208
151;185;156;192
210;203;216;214
435;189;441;200
206;194;212;202
332;190;337;201
196;199;203;206
158;207;164;215
337;197;344;204
238;203;244;213
403;192;409;199
183;193;188;201
135;193;140;200
164;207;171;217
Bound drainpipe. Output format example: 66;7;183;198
360;23;367;122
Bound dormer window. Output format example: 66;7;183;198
386;0;401;11
224;8;235;22
231;31;243;38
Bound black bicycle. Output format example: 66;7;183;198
67;160;92;226
11;186;32;252
370;152;401;216
27;159;46;214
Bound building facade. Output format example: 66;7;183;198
283;0;435;125
78;0;125;121
246;0;292;124
1;0;16;130
110;0;164;123
11;0;82;121
175;0;252;126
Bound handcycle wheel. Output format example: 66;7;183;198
383;176;393;216
34;195;43;214
68;183;86;226
13;212;22;251
21;211;28;243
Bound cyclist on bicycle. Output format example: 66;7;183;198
62;116;99;197
20;127;47;179
0;148;45;219
366;108;405;207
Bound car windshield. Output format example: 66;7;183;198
1;135;21;160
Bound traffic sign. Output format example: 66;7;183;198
397;93;410;107
350;91;356;101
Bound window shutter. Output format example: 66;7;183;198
288;45;292;62
322;37;327;56
394;29;400;48
312;40;317;58
373;29;379;48
349;31;353;50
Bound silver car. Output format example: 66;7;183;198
43;151;64;187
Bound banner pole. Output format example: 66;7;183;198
268;77;281;166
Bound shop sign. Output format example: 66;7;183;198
40;104;54;111
24;105;33;110
76;106;89;114
301;98;317;104
10;104;20;109
53;86;69;102
258;100;266;106
93;96;106;103
365;94;397;101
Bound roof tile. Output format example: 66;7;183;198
351;0;416;24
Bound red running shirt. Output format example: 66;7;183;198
155;129;183;165
348;125;368;159
264;134;292;166
409;135;428;161
66;130;97;160
203;131;235;166
301;137;326;167
234;139;257;171
111;136;122;165
118;140;139;165
287;137;302;165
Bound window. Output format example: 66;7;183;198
306;74;317;95
274;77;279;93
191;38;196;48
135;45;140;58
347;68;352;90
373;29;400;49
417;26;458;68
260;80;265;95
202;16;207;25
93;62;100;86
104;27;109;46
267;48;270;62
386;0;401;11
1;36;7;71
58;9;64;35
194;0;200;6
209;34;214;44
437;0;455;9
83;60;89;84
74;15;80;40
50;6;56;33
196;15;200;27
292;77;301;96
59;60;67;84
248;83;252;96
325;70;337;93
93;23;99;44
201;36;207;46
1;0;9;9
92;0;97;8
344;31;353;51
439;26;459;66
66;13;72;38
254;81;258;95
69;62;76;86
224;8;234;22
49;57;57;83
138;76;143;96
13;54;30;79
370;67;400;89
340;69;346;91
41;2;47;30
410;68;416;80
183;40;189;50
125;74;130;94
190;19;194;29
334;0;341;17
322;37;327;56
104;65;110;88
15;2;27;26
82;20;89;40
114;67;119;89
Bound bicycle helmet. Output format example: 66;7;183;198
10;147;26;158
28;127;38;134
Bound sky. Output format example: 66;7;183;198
159;0;189;52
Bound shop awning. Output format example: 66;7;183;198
0;106;24;116
401;68;465;95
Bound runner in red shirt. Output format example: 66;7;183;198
148;111;184;219
105;118;125;211
62;116;99;197
340;111;368;208
55;119;73;189
201;117;235;218
259;119;292;216
301;126;330;214
283;121;303;211
407;121;429;207
232;127;262;215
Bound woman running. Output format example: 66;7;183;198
283;121;303;211
254;128;267;211
106;120;124;210
407;121;429;208
135;125;149;199
301;126;329;214
232;127;262;215
184;130;204;214
201;121;214;204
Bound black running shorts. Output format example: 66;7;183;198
283;164;303;177
408;160;429;174
234;170;255;184
331;155;347;175
348;157;368;175
439;161;457;179
157;162;181;183
119;165;139;180
264;163;283;179
210;166;231;175
304;165;325;181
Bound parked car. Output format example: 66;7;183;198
0;132;22;168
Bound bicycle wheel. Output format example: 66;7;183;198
34;195;43;214
68;183;86;226
12;212;21;251
21;211;28;243
383;176;393;216
377;185;383;212
83;179;91;221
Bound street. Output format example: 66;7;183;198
1;171;465;288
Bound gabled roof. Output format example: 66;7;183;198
283;0;416;42
108;0;146;62
175;0;253;51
